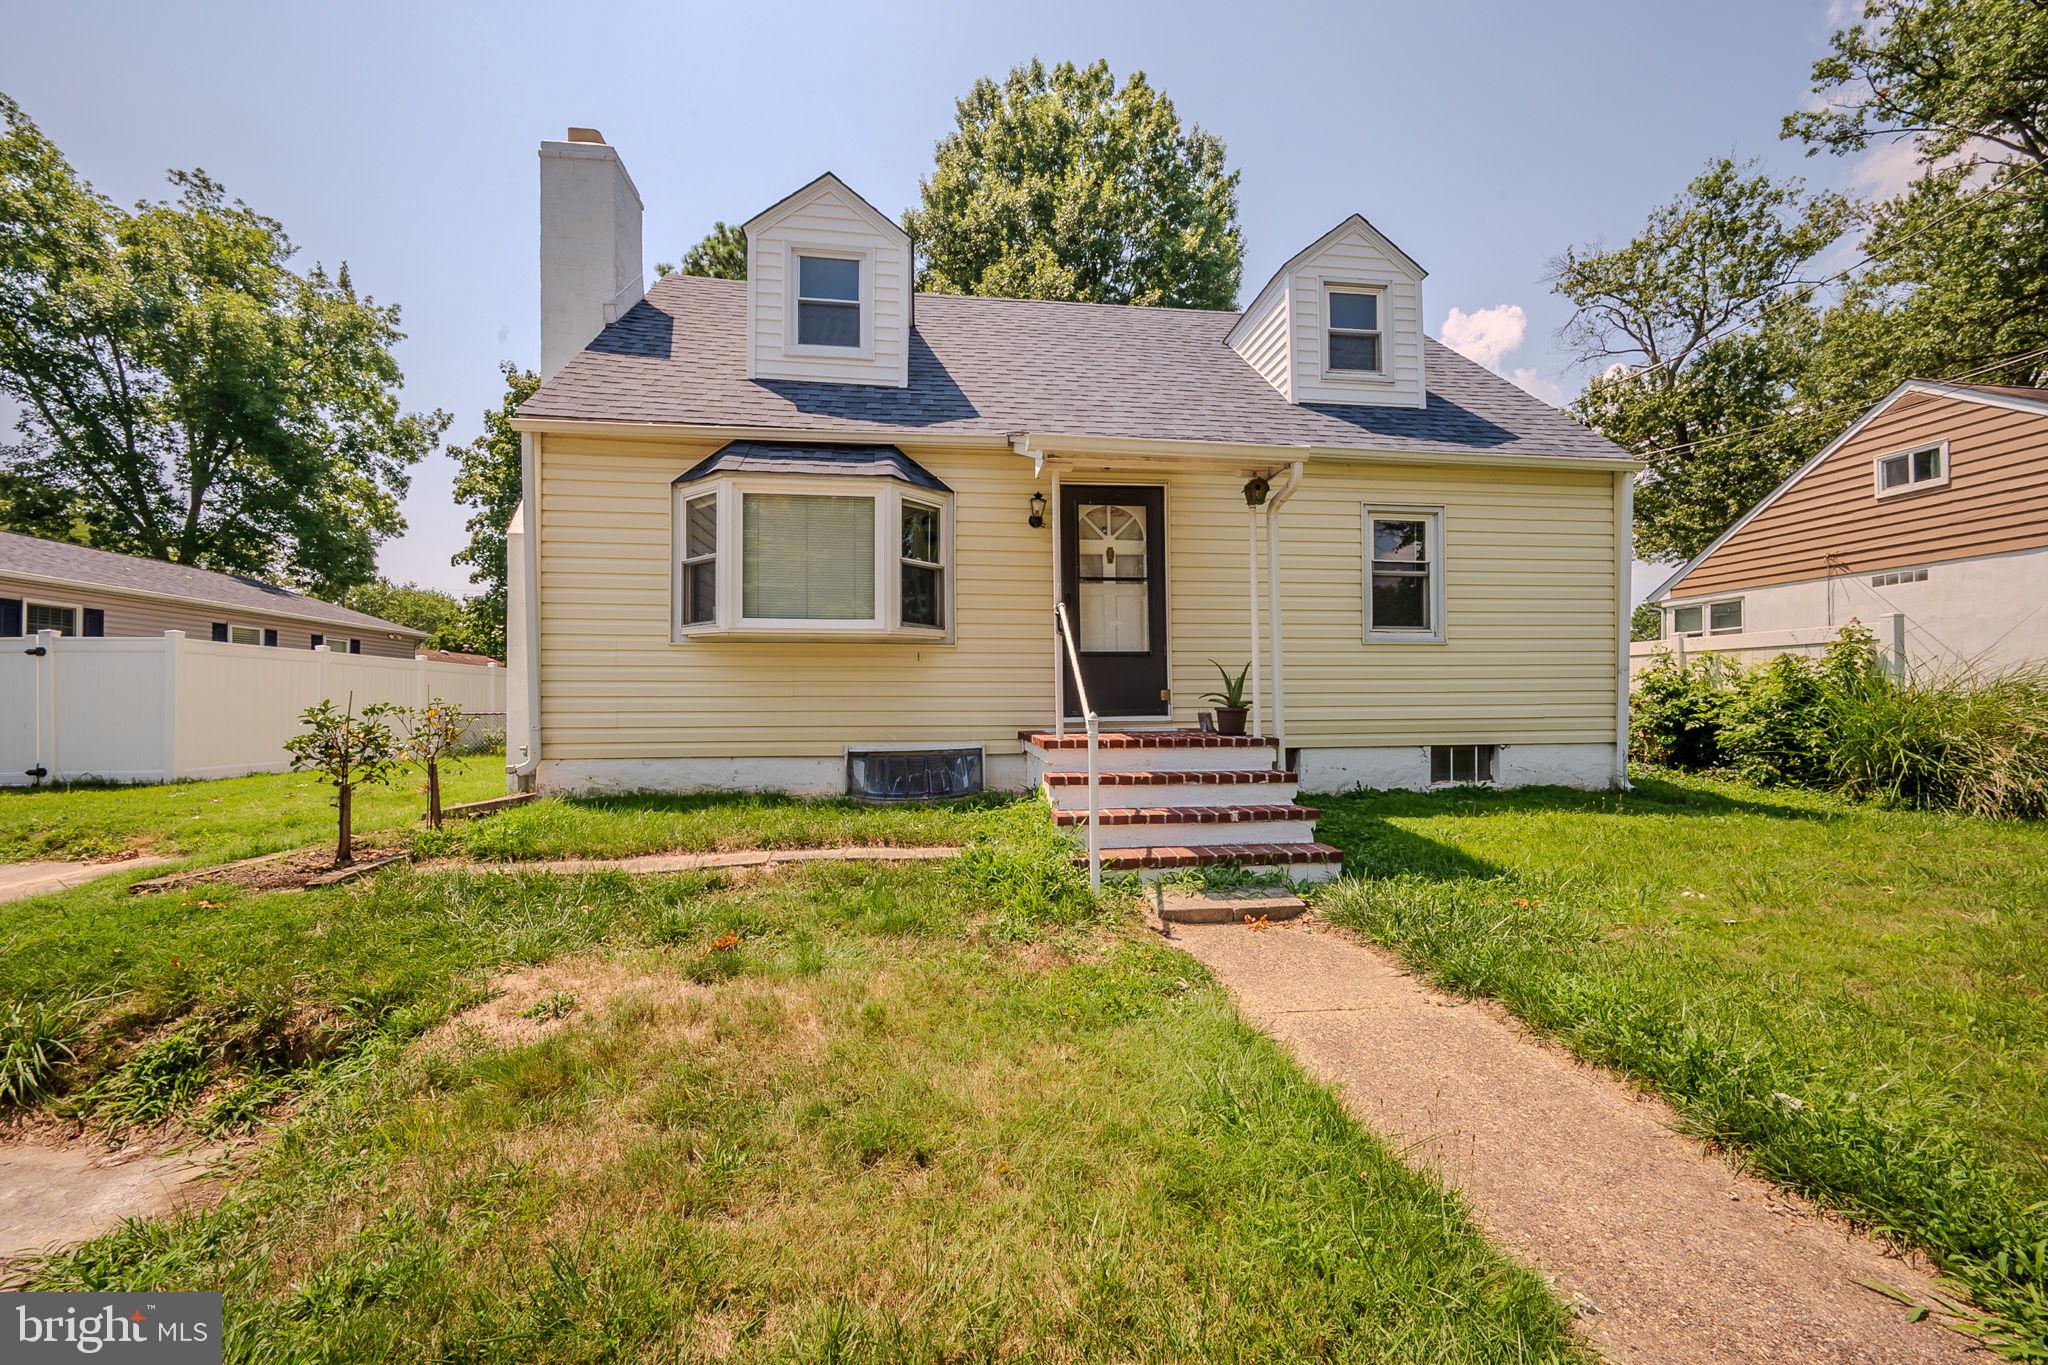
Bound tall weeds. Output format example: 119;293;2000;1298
1634;627;2048;819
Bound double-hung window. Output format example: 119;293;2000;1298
1326;286;1384;375
1875;441;1948;497
795;254;862;349
674;458;951;640
1364;508;1444;641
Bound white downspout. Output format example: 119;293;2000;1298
1246;509;1260;737
1265;461;1304;768
1614;469;1634;790
508;431;543;787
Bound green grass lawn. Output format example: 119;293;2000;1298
0;756;509;865
414;790;1041;861
5;806;1583;1362
1309;770;2048;1355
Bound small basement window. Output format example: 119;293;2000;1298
1326;286;1384;374
1430;744;1497;786
847;748;983;801
1875;442;1948;497
795;253;862;349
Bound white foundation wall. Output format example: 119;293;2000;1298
1664;545;2048;677
539;753;1031;799
1297;742;1619;793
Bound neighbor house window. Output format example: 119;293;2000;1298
900;499;944;629
1875;442;1948;496
227;623;263;646
310;633;324;649
1871;567;1930;587
1365;508;1443;641
1430;744;1497;785
1327;286;1384;374
676;476;950;639
1669;599;1742;636
25;602;79;636
680;493;717;625
795;254;861;348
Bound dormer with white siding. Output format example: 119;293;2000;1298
745;173;911;389
1228;215;1428;409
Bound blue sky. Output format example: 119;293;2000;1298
6;0;1896;599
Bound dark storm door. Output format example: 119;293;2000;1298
1061;485;1169;718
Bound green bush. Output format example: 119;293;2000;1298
1632;625;2048;819
1629;651;1732;769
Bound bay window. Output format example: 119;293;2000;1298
672;454;951;640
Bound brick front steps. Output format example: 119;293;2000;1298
1023;728;1341;881
1091;843;1344;873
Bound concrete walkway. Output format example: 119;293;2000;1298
437;845;961;876
0;858;169;905
1174;919;1980;1364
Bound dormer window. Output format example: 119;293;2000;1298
796;254;861;348
1327;286;1384;374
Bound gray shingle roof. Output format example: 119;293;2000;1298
674;441;950;491
0;531;429;637
521;275;1630;463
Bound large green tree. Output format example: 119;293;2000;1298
904;59;1243;308
655;221;746;281
1551;159;1851;561
0;94;447;594
339;578;485;654
447;361;538;658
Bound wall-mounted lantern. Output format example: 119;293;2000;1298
1242;475;1271;507
1028;491;1047;528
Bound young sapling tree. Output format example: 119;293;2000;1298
284;697;400;865
387;699;469;828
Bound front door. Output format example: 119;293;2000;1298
1061;486;1169;718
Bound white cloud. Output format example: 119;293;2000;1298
1440;302;1570;406
1850;137;1924;199
1441;304;1528;371
1510;367;1566;406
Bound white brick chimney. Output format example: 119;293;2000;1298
538;127;644;379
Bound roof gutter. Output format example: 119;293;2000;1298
509;417;1644;473
0;566;426;639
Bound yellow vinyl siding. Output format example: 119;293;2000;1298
536;433;1050;759
534;434;1621;759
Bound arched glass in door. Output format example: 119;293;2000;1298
1076;502;1150;653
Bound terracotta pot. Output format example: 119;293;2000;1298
1213;706;1249;736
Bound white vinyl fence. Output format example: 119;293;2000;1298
1628;612;1906;688
1;630;505;786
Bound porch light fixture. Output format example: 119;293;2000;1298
1028;491;1047;528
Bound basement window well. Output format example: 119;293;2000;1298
847;748;983;801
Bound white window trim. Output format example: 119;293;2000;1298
1363;506;1446;644
1873;439;1950;498
226;622;265;646
785;243;873;359
1667;598;1744;637
1318;277;1392;384
671;472;954;643
23;600;82;636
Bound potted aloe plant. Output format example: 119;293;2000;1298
1203;661;1253;736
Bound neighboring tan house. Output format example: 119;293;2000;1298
0;530;427;658
1649;381;2048;676
504;129;1640;875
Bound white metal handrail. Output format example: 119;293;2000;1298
1052;602;1101;889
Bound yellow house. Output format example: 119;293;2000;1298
506;130;1639;876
